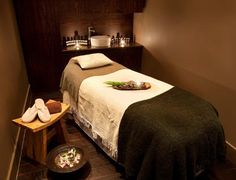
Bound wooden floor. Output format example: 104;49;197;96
17;115;124;180
17;92;236;180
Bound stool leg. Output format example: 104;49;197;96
25;129;47;165
54;119;68;144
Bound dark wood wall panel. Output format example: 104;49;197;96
13;0;145;92
58;0;145;15
14;0;61;92
60;14;133;40
58;0;135;40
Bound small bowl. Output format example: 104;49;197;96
46;144;87;173
91;35;111;47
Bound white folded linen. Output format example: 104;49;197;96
78;69;174;158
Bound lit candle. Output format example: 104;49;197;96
120;39;126;47
75;40;79;50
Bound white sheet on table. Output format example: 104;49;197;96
78;69;173;157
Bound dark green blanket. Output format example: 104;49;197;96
118;87;226;180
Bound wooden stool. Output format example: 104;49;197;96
13;100;70;165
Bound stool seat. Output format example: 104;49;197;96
13;100;70;165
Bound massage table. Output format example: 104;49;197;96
60;55;226;179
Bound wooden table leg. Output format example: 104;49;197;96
25;129;47;165
54;119;68;144
24;119;67;165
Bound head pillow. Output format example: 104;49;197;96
72;53;113;69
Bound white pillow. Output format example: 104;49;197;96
72;53;113;69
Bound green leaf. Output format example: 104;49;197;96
104;81;126;86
